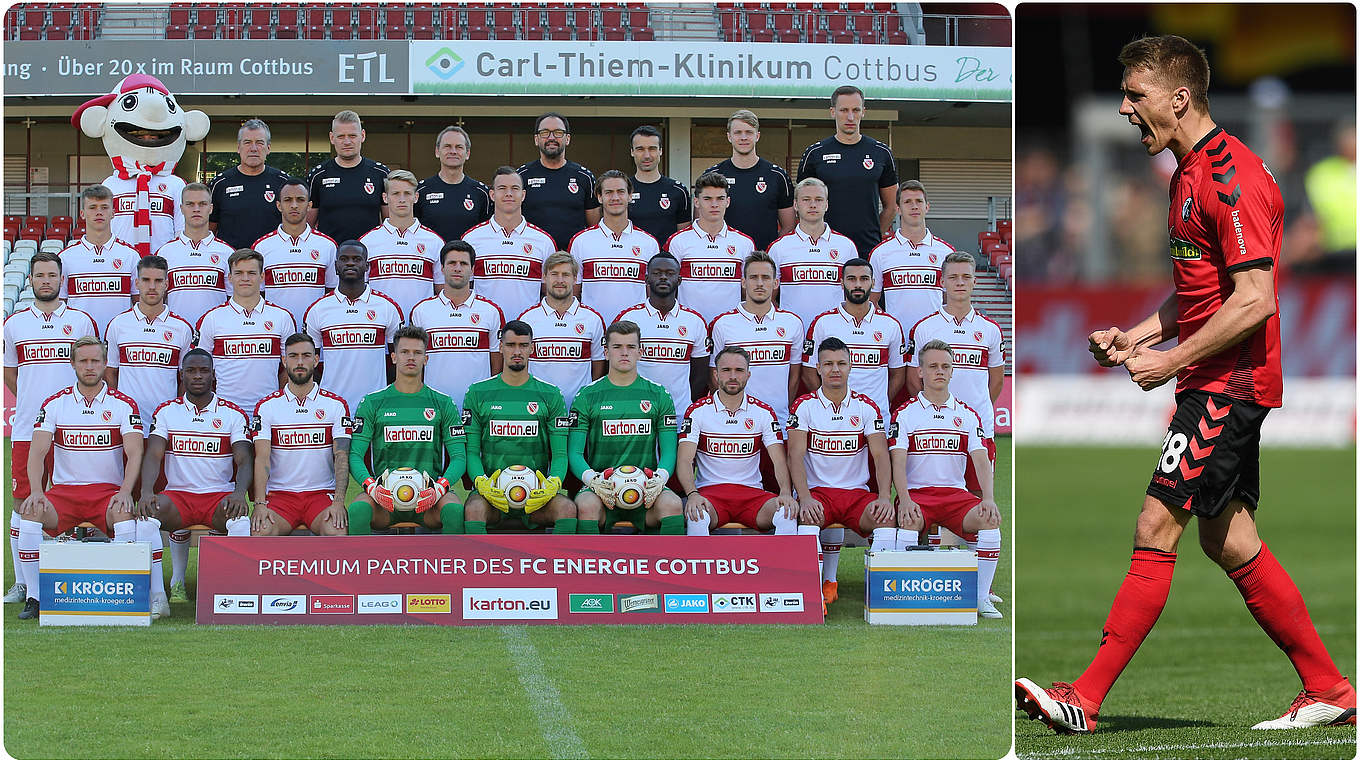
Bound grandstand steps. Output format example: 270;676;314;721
100;3;166;39
647;3;721;40
972;272;1012;359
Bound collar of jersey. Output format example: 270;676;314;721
489;217;527;237
917;393;957;412
336;286;373;305
383;218;423;237
72;381;110;406
179;231;218;249
711;390;749;412
896;228;934;249
275;224;313;246
939;305;977;325
837;303;880;326
795;223;832;246
288;383;321;405
184;393;220;415
596;220;636;240
134;302;171;324
541;296;580;316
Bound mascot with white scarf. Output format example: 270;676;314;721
71;74;210;257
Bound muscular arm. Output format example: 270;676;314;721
688;357;708;404
675;440;698;495
867;432;892;500
787;363;801;407
786;429;812;499
988;367;1004;403
1122;292;1180;350
253;439;272;504
766;442;792;497
887;366;905;405
139;435;168;501
119;434;144;498
331;439;350;504
878;185;897;238
27;431;52;499
1165;265;1276;371
230;440;253;501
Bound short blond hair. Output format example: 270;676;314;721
72;335;107;361
795;177;828;198
544;250;578;277
332;110;362;130
727;109;759;132
384;169;418;192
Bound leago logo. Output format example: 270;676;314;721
463;588;558;620
426;47;465;80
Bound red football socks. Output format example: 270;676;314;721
1073;547;1178;711
1228;543;1344;694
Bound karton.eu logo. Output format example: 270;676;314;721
426;47;465;80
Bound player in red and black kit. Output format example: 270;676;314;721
1016;35;1355;734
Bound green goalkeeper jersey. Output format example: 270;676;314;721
462;373;569;480
349;384;466;484
569;374;677;477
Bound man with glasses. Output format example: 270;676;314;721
517;112;600;252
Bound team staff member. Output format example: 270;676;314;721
797;86;899;258
307;110;389;245
359;170;446;317
569;170;660;325
871;180;955;336
415;125;492;243
209;118;288;249
103;256;196;435
156;183;234;327
409;240;505;409
627;125;691;244
253;179;339;324
59;185;139;335
461;167;555;320
518;112;600;251
704;109;795;251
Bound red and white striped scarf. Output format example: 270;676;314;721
110;156;169;258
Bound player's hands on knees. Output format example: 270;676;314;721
897;498;922;528
364;470;395;511
220;491;250;520
775;493;799;520
134;492;161;519
18;493;47;520
1124;345;1178;391
798;495;825;524
684;493;712;522
250;499;270;534
1089;327;1134;367
867;496;894;525
108;491;133;516
977;499;1001;527
585;469;616;508
642;468;668;508
325;498;347;531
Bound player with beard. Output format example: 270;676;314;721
415;126;492;243
408;240;505;408
518;113;600;251
613;252;709;413
516;252;606;408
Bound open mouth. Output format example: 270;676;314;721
114;122;181;148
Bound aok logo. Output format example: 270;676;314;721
425;47;465;80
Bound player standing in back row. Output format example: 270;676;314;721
307;110;389;246
518;113;600;252
1016;34;1354;734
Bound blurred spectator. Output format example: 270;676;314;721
1299;121;1356;274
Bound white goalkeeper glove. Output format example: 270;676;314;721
585;469;617;508
643;468;668;508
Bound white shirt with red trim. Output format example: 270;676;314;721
253;224;339;323
906;306;1006;438
104;304;196;433
569;221;659;325
34;383;142;487
680;392;782;490
3;303;99;442
155;232;233;326
150;394;250;494
516;298;605;407
870;229;953;334
302;286;404;415
252;383;351;494
408;290;505;408
787;388;883;491
666;223;756;325
802;305;905;414
57;236;140;334
462;216;554;321
104;172;185;255
889;394;984;490
195;297;296;414
615;300;709;412
707;304;803;426
768;223;855;326
359;219;445;317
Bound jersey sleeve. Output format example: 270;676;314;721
707;320;724;367
589;317;605;361
547;388;570;481
439;394;466;484
656;390;678;473
150;404;170;441
307;165;325;209
581;169;600;211
567;392;593;479
476;183;493;223
34;396;56;434
785;397;806;432
988;324;1005;369
208;175;224;224
775;166;795;210
229;407;249;445
331;397;351;441
871;255;885;294
888;409;908;451
2;320;15;368
462;388;486;479
690;315;710;359
887;320;905;368
347;395;375;481
324;250;339;291
796;144;815;182
104;320;123;369
1210;169;1280;272
878;146;900;189
676;184;693;223
304;311;324;360
966;410;984;452
251;400;270;441
119;397;142;437
905;320;922;367
759;406;783;446
862;398;885;437
679;405;701;445
801;318;819;367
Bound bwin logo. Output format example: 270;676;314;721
426;47;465;80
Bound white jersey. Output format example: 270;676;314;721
155;232;233;326
252;383;351;494
104;304;196;434
787;388;883;491
768;224;855;326
34;383;142;487
516;298;605;407
360;219;445;317
302;286;404;415
408;291;504;408
889;394;984;490
150;394;250;494
615;300;709;413
195;298;296;414
253;225;339;324
104;172;185;255
569;221;659;324
666;223;756;324
462;216;554;320
57;236;140;334
680;392;782;490
802;305;905;414
3;303;99;442
906;307;1005;438
870;229;953;333
707;304;804;426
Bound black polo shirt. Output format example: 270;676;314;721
306;157;390;245
796;135;899;258
517;159;600;251
209;165;289;249
702;157;793;252
629;174;691;247
415;173;493;243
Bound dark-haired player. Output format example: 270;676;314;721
627;125;691;245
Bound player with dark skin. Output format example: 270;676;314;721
642;255;709;403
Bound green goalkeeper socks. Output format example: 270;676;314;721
577;519;601;535
465;520;487;534
440;502;465;534
553;518;578;535
660;515;685;535
346;500;373;535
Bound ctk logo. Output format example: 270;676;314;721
425;47;465;80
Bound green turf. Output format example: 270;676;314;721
1015;446;1357;759
3;440;1011;759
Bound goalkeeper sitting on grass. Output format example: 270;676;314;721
463;320;578;534
347;326;466;534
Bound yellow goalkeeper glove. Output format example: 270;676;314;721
474;470;510;513
524;471;561;514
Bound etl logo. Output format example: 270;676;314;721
663;594;709;613
425;47;464;80
338;52;396;83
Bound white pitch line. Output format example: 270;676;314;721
1020;736;1355;758
499;625;589;760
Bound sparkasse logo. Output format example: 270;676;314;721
568;593;615;613
309;594;355;614
462;588;557;620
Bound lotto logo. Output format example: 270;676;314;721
405;594;452;614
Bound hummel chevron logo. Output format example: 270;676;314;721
1179;457;1205;480
1206;399;1231;420
1211;153;1232;167
1217;186;1242;207
1211;165;1236;185
1206;140;1227;156
1197;418;1224;440
1100;629;1110;646
1188;438;1214;460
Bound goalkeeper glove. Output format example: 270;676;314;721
524;471;561;514
415;476;450;513
474;471;510;513
643;468;668;508
585;469;616;509
363;470;395;512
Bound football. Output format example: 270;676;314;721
496;465;538;509
384;467;426;511
609;465;647;508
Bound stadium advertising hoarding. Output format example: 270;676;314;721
196;534;823;625
3;40;1011;101
39;542;152;627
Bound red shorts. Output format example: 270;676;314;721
699;483;775;529
265;490;332;531
809;486;880;536
44;482;120;537
163;490;231;528
909;486;981;538
964;437;997;493
10;440;53;502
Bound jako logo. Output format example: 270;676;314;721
463;588;558;620
425;47;465;80
663;594;709;613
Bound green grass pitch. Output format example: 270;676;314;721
1015;445;1357;759
4;439;1011;759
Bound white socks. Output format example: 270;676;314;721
226;516;251;536
797;525;822;577
10;511;24;584
771;509;797;536
135;519;165;597
685;515;710;536
819;526;843;583
168;529;190;585
17;519;42;602
975;528;1001;607
894;528;919;551
870;527;895;552
112;519;135;543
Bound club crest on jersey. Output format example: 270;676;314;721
310;250;320;261
213;418;223;429
264;190;275;202
417;243;426;254
523;243;533;254
526;401;539;414
755;180;767;194
776;327;786;337
744;418;754;430
974;331;983;341
423;407;436;421
264;321;274;331
631;246;641;256
829;249;839;259
470;313;480;324
163;330;174;341
211;254;220;263
112;259;123;269
726;245;736;255
863;157;874;170
849;415;861;427
464;197;475;211
102;410;113;421
1182;196;1193;221
362;309;373;321
953;416;962;427
364;180;375;195
575;323;585;335
873;331;883;342
567;178;580;194
659;196;670;209
315;409;326;420
678;325;687;336
928;253;938;264
640;399;652;413
63;324;72;335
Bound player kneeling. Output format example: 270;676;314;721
677;346;798;535
572;321;685;535
889;340;1003;618
463;321;578;534
347;326;466;534
250;334;352;536
137;349;253;607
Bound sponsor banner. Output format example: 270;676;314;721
994;375;1011;436
39;542;151;627
864;549;977;625
196;535;821;625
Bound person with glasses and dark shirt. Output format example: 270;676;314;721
415;125;493;243
627;125;691;245
703;109;795;252
306;110;390;247
517;112;600;252
209;118;288;250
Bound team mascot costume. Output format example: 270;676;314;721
71;74;211;257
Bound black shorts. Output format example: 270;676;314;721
1145;390;1269;519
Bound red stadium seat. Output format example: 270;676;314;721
25;216;46;229
601;8;621;27
168;5;191;26
411;7;434;27
381;7;405;27
245;24;270;39
411;24;434;39
192;6;218;26
19;26;41;40
329;24;352;39
355;24;377;38
276;6;299;27
978;230;1001;249
602;26;625;40
51;215;73;228
45;25;69;39
997;219;1012;236
627;9;648;26
5;216;22;228
630;26;653;41
275;24;298;39
547;26;571;40
306;6;327;26
164;24;188;38
749;28;773;42
19;227;43;242
545;10;566;27
466;25;489;39
300;24;324;38
246;8;270;27
384;23;407;39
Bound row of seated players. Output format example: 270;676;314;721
10;322;1001;621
